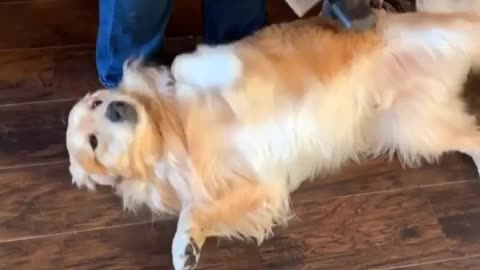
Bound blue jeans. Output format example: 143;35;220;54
96;0;267;88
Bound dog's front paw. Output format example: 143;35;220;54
172;231;201;270
69;163;96;190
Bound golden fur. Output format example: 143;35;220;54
66;5;480;270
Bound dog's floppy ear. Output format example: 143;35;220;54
119;59;175;97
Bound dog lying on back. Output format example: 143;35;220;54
66;7;480;270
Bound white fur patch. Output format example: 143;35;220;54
416;0;480;13
232;102;357;192
171;45;243;95
121;61;175;96
115;179;171;214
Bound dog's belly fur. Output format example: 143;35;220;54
231;98;365;192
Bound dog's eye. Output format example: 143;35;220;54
89;134;98;150
91;100;102;109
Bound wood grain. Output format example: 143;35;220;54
52;46;100;100
0;100;73;167
395;257;480;270
189;181;480;270
0;162;150;242
0;0;98;50
0;0;204;50
0;45;98;105
300;153;478;200
0;221;175;270
0;38;202;105
0;0;55;2
0;48;54;104
425;181;480;245
2;182;480;270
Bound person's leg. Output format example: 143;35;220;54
96;0;174;88
202;0;267;45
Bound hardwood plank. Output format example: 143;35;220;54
0;100;72;167
0;48;54;104
0;162;148;241
0;0;56;2
394;256;480;269
426;181;480;244
52;46;100;100
0;0;98;50
199;181;480;270
52;38;198;98
0;45;98;105
2;182;480;270
0;221;175;270
0;38;200;105
298;153;478;200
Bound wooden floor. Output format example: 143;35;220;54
1;0;480;269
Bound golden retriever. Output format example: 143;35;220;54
66;4;480;270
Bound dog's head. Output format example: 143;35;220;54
66;63;180;190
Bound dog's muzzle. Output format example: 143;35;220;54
105;101;138;124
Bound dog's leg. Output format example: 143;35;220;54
372;94;480;176
171;182;289;269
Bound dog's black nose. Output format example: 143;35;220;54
105;101;137;123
